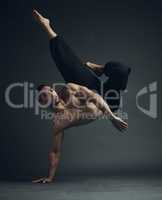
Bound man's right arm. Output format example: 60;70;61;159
32;131;64;183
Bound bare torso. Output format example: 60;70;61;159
52;83;103;132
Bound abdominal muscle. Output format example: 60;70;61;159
53;91;104;132
53;105;103;132
68;110;96;127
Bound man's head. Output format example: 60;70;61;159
37;84;59;106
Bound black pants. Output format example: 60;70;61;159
49;35;131;112
50;35;100;92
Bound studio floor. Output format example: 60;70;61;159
0;176;162;200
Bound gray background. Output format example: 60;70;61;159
1;0;162;180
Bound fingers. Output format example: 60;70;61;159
32;177;52;184
121;121;128;129
115;118;128;132
42;179;51;184
32;177;45;183
120;121;128;132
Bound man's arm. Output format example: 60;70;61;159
67;83;128;132
47;131;64;182
32;131;64;183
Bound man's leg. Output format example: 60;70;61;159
33;9;57;39
33;9;100;92
32;131;64;183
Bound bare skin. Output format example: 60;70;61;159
85;62;104;76
33;10;104;75
33;9;57;39
32;10;128;183
33;83;128;183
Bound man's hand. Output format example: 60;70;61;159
111;115;128;132
32;177;53;184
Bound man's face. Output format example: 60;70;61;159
38;86;58;106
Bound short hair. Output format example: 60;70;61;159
37;84;47;92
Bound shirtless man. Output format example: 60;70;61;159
32;10;129;183
32;83;128;183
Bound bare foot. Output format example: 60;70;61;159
86;62;104;76
111;116;128;132
33;9;57;39
33;9;50;29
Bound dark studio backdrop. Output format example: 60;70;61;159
1;0;162;179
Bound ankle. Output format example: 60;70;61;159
47;29;57;40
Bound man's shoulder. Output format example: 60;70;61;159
67;83;79;90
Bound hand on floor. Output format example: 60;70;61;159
32;177;53;184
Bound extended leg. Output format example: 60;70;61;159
33;9;100;91
33;9;57;39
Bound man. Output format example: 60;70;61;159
33;82;127;183
32;10;129;183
